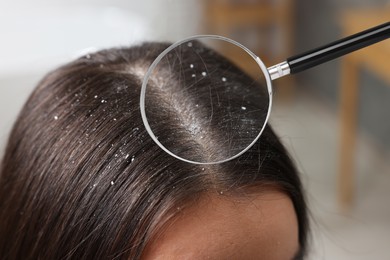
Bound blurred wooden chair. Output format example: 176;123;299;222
339;8;390;211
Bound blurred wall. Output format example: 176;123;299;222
295;0;390;150
0;0;201;76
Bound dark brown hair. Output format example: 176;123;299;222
0;42;308;259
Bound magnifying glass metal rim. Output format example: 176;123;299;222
140;34;273;165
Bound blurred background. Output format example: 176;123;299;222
0;0;389;258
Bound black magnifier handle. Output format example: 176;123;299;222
268;21;390;80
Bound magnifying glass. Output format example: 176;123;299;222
140;22;389;165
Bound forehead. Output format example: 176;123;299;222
142;190;299;260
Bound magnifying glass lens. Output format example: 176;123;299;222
141;36;272;164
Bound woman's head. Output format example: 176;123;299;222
0;42;308;259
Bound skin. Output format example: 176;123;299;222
142;189;299;260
